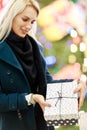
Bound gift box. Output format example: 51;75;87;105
44;80;79;126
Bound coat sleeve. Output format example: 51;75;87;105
0;83;28;112
38;44;53;83
0;61;30;112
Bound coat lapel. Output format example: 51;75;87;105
0;41;24;73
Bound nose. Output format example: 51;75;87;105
25;23;32;31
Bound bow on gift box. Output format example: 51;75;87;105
55;91;62;107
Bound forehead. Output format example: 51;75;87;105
18;5;38;19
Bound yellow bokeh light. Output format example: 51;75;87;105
68;54;76;64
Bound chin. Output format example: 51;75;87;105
21;35;26;38
18;34;26;38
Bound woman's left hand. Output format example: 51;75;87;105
33;94;51;112
74;80;86;110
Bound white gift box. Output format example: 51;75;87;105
44;80;79;126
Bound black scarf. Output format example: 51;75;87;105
6;32;46;97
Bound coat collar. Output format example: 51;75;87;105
0;41;24;73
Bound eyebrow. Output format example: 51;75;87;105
23;16;30;19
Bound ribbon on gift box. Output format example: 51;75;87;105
46;83;78;117
45;83;78;126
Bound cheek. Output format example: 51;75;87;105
12;17;21;29
12;19;20;32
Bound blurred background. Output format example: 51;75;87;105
37;0;87;80
0;0;87;129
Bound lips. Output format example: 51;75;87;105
23;30;28;33
21;29;29;34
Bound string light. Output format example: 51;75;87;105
70;44;78;53
84;58;87;66
70;29;78;38
80;42;86;52
80;74;87;82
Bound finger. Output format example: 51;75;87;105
74;87;80;93
74;83;86;94
41;100;51;108
40;102;51;112
74;86;85;110
78;93;85;110
39;99;51;112
78;87;86;110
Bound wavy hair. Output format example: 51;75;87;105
0;0;40;43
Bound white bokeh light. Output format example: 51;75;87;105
70;44;78;53
80;42;86;52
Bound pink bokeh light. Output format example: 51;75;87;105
0;0;9;10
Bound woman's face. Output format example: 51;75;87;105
12;6;38;37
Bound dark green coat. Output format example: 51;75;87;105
0;41;53;130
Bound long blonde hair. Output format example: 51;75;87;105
0;0;40;43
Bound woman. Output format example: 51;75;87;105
0;0;86;130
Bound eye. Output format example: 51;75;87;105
31;20;35;24
22;18;28;22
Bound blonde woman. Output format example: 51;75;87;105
0;0;86;130
0;0;52;130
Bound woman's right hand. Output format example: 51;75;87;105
33;94;51;112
